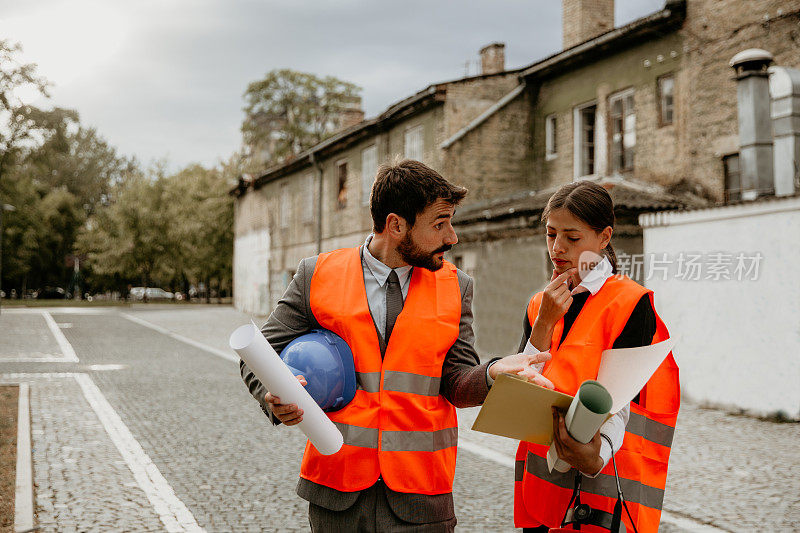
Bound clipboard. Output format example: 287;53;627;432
471;373;574;445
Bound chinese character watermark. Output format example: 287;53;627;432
615;252;763;281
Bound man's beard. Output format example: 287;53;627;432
397;232;452;271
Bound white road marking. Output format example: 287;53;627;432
457;437;515;469
14;382;34;532
73;373;205;532
87;364;128;371
3;307;112;315
1;372;205;532
120;313;238;362
42;311;79;362
456;436;729;532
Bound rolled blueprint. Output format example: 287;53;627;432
229;323;343;455
547;380;612;473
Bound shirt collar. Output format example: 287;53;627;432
571;256;614;296
362;234;413;287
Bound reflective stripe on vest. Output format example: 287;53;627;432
627;411;675;449
382;427;458;452
521;452;666;510
514;275;680;532
300;246;461;495
356;370;441;396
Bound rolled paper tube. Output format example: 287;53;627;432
547;380;613;473
229;323;344;455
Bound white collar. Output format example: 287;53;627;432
362;234;413;287
571;256;614;296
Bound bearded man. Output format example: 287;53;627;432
241;158;547;532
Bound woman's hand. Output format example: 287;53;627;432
529;269;579;351
551;407;604;475
538;268;578;326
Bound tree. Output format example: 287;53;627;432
242;69;361;169
76;170;169;290
162;163;233;300
26;122;136;215
0;39;51;183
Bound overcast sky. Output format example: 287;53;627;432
0;0;663;171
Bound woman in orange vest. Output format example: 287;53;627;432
513;181;680;533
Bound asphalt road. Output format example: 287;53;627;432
1;305;797;532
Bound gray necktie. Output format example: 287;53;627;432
385;270;403;341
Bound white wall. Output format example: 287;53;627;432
233;229;271;316
640;196;800;419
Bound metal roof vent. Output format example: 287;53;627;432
730;49;774;78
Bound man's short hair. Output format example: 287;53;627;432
369;158;467;232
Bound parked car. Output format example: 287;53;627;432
37;286;66;299
146;288;174;300
129;287;174;301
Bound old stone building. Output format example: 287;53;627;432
232;0;800;357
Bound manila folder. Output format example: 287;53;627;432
471;373;574;445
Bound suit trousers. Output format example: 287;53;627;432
308;479;457;532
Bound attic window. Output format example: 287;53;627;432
336;160;348;209
573;102;597;178
658;75;674;126
545;114;557;160
610;89;635;172
723;153;741;203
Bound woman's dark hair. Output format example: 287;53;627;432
541;181;617;273
370;158;467;232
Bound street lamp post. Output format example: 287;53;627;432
0;203;17;315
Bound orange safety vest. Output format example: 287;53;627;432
514;275;680;533
300;246;462;495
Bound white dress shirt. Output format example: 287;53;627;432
361;235;413;339
523;256;630;477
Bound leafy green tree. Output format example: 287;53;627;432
0;40;51;183
76;170;169;290
242;69;361;169
162;163;233;300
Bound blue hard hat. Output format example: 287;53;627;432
280;329;356;412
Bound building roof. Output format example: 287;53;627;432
452;176;700;225
233;67;529;195
233;0;688;197
520;0;686;81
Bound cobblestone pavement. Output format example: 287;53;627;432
1;306;797;532
0;312;63;360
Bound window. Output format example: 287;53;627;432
361;145;378;206
574;103;597;178
336;160;348;209
279;183;290;228
609;90;635;172
658;75;674;126
723;153;742;203
545;114;557;160
303;172;314;222
404;125;424;161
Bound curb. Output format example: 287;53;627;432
14;382;34;533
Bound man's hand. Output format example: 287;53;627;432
551;407;604;475
489;352;554;389
265;375;307;426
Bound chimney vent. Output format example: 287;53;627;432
480;43;505;75
730;49;775;199
562;0;614;50
769;66;800;196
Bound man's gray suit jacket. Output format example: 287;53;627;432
240;250;493;524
